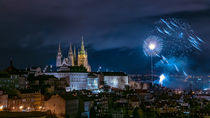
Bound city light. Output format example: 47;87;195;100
143;36;163;57
159;74;166;85
149;43;156;50
0;2;208;117
0;105;3;110
19;106;23;110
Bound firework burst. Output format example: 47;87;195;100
144;18;204;86
155;18;203;56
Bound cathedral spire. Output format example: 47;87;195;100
73;46;78;65
68;43;74;66
58;42;61;52
81;36;85;51
56;43;62;67
74;46;76;60
69;43;73;53
57;43;62;55
79;36;86;55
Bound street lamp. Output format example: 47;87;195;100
143;36;163;85
149;43;156;84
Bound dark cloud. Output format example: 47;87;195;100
0;0;209;73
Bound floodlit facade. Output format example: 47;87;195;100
102;72;129;89
87;75;99;90
44;72;70;79
56;37;91;72
66;72;89;91
46;72;129;91
104;76;128;89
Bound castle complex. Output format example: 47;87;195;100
44;36;128;92
56;37;91;72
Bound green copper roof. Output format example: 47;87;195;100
80;36;86;54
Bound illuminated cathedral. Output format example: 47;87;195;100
56;37;91;72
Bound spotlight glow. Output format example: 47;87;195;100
143;36;163;57
149;43;156;50
159;74;166;85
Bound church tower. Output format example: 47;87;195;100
73;46;77;66
68;43;74;66
78;36;91;72
56;43;62;67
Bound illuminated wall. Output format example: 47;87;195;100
67;73;89;91
104;76;128;89
44;72;70;79
87;77;99;90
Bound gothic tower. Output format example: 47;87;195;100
68;43;74;66
73;46;77;65
78;36;91;72
56;43;62;67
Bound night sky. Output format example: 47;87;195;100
0;0;210;74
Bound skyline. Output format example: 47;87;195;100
0;1;209;118
0;0;210;73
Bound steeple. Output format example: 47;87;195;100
73;46;76;58
68;43;74;66
58;43;61;52
57;43;62;57
73;46;77;65
77;38;91;72
80;36;85;54
56;43;62;67
68;43;73;54
81;36;85;51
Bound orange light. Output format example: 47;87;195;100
19;106;23;109
0;105;3;110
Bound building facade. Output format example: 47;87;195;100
0;91;8;111
77;37;91;72
87;74;99;90
8;91;44;112
66;72;89;92
56;37;91;72
45;94;79;118
45;72;129;92
102;72;129;89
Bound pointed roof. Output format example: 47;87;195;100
69;43;73;53
80;36;86;55
81;36;85;51
58;43;61;52
5;58;19;75
57;43;62;57
73;46;76;59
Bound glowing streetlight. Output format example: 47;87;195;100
143;36;162;57
143;36;163;85
0;105;3;111
19;106;23;110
